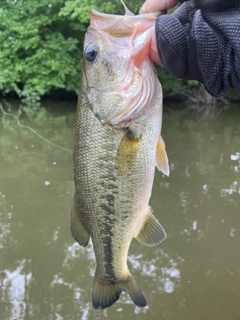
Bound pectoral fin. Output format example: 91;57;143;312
135;207;166;247
70;194;90;247
156;135;170;176
116;129;141;176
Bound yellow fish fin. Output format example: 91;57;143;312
70;194;90;247
156;135;170;176
116;129;141;176
135;206;166;247
92;271;146;310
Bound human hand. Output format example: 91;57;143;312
140;0;179;66
146;0;240;97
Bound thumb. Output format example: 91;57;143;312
140;0;179;13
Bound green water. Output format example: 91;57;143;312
0;102;240;320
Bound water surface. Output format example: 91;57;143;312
0;102;240;320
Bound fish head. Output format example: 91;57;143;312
81;10;160;126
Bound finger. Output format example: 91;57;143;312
140;0;179;14
149;27;164;66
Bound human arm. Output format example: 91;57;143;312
142;0;240;97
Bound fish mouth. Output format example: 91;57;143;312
90;8;157;72
90;9;158;28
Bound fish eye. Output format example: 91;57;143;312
84;44;98;62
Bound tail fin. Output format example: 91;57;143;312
120;274;147;308
92;272;147;310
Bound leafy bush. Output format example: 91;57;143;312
0;0;82;103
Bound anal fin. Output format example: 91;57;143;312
70;194;90;247
135;207;166;247
156;135;170;176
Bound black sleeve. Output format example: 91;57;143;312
155;0;240;97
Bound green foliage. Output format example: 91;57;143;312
0;0;132;104
0;0;82;103
59;0;120;23
156;66;199;98
226;88;240;101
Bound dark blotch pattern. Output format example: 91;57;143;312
98;154;118;279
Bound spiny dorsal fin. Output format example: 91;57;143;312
120;0;134;16
135;206;166;247
156;135;170;176
70;194;90;247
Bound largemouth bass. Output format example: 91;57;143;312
71;4;169;310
